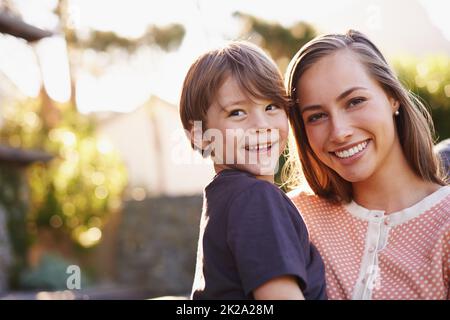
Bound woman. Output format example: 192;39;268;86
285;30;449;299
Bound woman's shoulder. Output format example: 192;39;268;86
287;188;314;203
433;187;450;222
287;188;344;214
423;185;450;218
287;188;341;211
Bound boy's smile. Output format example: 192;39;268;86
204;75;289;178
244;142;273;152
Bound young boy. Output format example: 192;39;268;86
179;41;326;300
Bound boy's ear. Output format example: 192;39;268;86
188;120;208;151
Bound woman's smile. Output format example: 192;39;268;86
330;139;371;165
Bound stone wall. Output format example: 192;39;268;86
116;195;202;297
0;206;12;294
0;165;28;294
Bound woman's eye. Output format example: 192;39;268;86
306;113;327;123
348;97;366;108
229;109;245;117
265;104;279;111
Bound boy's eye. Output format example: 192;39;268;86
265;104;279;111
306;113;327;123
348;97;366;108
229;109;245;117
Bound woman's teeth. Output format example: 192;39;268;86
334;140;368;159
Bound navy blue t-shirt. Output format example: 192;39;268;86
191;169;327;300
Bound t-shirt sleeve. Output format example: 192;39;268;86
226;182;309;296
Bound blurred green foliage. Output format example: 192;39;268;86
73;23;186;53
0;0;187;290
0;96;127;250
57;0;185;54
394;56;450;142
234;11;316;72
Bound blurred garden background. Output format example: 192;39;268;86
0;0;449;299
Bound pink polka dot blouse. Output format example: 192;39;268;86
290;186;450;300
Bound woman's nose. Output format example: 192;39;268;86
329;115;353;143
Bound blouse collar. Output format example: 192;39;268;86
344;186;450;226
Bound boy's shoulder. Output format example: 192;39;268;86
205;169;287;206
207;169;277;192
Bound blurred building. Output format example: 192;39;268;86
95;95;215;198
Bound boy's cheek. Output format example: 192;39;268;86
208;136;239;165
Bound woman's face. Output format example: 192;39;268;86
295;49;400;183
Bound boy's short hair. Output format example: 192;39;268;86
179;41;289;136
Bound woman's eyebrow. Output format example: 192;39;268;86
336;86;367;102
300;86;367;114
300;105;322;115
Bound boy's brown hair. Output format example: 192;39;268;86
179;41;289;145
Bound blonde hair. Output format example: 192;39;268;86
284;30;446;203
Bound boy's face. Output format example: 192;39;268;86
202;75;289;178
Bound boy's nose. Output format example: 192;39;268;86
249;112;271;132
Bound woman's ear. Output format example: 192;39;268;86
389;97;400;113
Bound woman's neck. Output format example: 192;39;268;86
352;143;441;214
